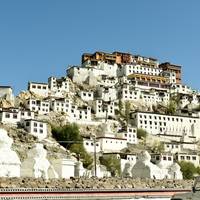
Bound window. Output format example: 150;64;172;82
192;156;196;160
32;85;36;89
180;156;184;160
186;156;190;160
34;122;37;127
5;113;10;118
34;128;37;133
39;129;43;134
26;121;30;126
13;114;18;119
40;123;43;128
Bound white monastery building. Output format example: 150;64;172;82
23;119;48;141
28;82;49;97
26;98;50;115
131;111;200;140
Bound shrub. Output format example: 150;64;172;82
52;123;93;168
137;128;148;139
99;154;121;176
179;161;197;179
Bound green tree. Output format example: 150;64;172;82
99;155;121;176
165;100;177;115
52;123;93;168
118;99;124;114
69;143;93;168
196;166;200;175
125;101;131;124
137;128;148;139
151;141;165;153
179;161;197;179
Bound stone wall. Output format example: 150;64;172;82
0;177;193;189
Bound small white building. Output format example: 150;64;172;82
175;153;200;167
78;91;94;102
0;109;20;124
48;76;70;97
26;98;50;114
23;119;48;141
96;86;117;102
118;84;170;105
0;86;14;102
151;153;174;168
119;126;138;144
118;84;139;101
50;98;72;114
164;142;182;154
93;100;115;119
83;137;101;153
99;76;118;87
76;106;92;122
28;82;49;97
0;108;34;125
170;84;195;95
97;135;127;153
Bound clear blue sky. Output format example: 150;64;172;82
0;0;200;95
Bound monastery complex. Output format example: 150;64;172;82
1;50;200;180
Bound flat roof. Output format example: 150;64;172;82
131;110;199;119
159;62;182;68
29;82;48;85
0;86;12;89
97;136;126;141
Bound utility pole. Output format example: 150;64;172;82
92;135;97;177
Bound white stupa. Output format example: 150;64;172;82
168;163;183;179
131;151;168;179
0;128;21;177
21;143;58;179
